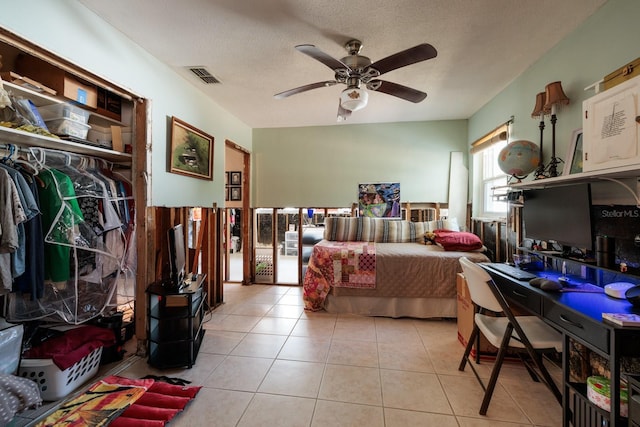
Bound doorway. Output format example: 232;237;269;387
224;140;250;284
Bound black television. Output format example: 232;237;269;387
167;224;186;288
522;184;594;252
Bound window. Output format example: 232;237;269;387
471;124;509;218
478;142;508;215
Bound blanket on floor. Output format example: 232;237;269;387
35;375;201;427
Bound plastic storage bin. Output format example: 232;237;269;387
18;346;103;401
0;320;23;375
87;124;112;149
38;103;90;124
45;118;91;139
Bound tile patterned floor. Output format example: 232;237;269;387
16;283;563;426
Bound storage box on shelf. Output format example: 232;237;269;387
0;81;132;162
96;87;122;121
45;118;91;139
15;54;98;108
87;123;113;149
38;102;91;124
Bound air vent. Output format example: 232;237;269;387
188;67;220;84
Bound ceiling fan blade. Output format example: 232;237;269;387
274;81;338;99
295;44;350;71
367;80;427;103
365;43;437;77
337;101;352;122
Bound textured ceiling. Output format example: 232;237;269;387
78;0;607;129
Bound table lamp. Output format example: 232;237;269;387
543;81;570;177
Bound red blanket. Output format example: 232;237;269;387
35;375;201;427
22;326;116;370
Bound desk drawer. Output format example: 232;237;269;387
543;299;609;353
495;278;542;314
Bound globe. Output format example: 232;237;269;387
498;140;540;178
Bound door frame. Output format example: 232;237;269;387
224;140;251;285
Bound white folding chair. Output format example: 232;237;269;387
458;257;562;415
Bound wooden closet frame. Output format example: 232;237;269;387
0;28;157;353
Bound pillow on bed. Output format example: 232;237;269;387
371;219;430;243
427;217;460;232
433;229;483;251
324;217;373;241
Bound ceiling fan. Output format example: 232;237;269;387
274;39;437;121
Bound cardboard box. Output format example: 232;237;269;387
15;54;98;108
603;57;640;90
456;273;497;358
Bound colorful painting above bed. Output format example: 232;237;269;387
358;182;401;218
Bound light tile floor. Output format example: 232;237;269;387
19;283;563;426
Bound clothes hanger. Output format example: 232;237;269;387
0;144;15;163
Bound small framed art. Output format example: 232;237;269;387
563;129;583;175
230;186;242;201
230;171;242;185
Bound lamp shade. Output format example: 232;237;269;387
340;87;368;111
543;81;569;113
531;92;547;118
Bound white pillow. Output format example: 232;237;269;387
428;217;460;232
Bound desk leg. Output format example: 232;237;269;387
610;330;620;426
562;333;571;427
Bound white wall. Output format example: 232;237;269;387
0;0;252;207
253;120;467;207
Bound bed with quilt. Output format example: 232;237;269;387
303;216;490;318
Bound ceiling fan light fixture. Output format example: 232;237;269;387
340;87;368;112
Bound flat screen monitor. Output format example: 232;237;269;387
167;224;186;287
522;184;594;251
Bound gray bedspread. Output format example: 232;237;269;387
329;242;490;299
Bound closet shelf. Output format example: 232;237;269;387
0;125;132;162
3;81;127;127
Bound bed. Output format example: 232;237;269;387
303;216;490;318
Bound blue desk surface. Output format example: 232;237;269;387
483;264;640;324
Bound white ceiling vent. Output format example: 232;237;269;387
188;67;220;84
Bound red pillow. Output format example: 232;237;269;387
434;230;483;252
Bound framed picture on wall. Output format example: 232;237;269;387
563;129;583;175
357;182;401;218
168;116;214;180
230;186;242;201
225;171;230;185
225;186;229;201
230;171;242;185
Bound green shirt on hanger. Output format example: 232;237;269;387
37;169;84;283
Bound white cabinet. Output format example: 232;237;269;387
582;73;640;173
284;231;298;256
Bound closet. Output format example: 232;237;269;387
0;28;150;345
